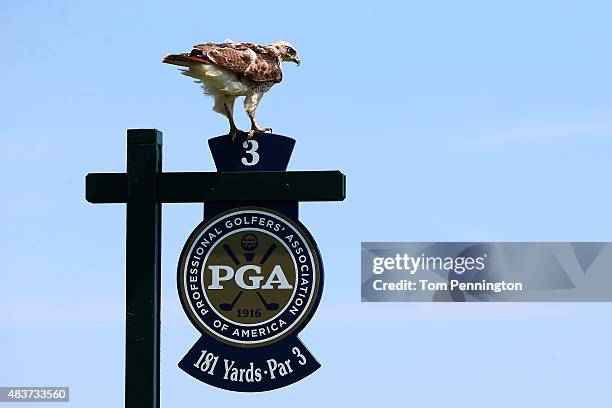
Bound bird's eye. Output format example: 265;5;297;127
288;48;295;55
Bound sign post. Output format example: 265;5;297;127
86;129;345;404
125;130;162;408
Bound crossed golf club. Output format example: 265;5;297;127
218;240;280;312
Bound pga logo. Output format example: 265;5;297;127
207;264;293;290
177;208;324;392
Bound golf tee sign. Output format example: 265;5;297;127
85;129;345;401
178;133;325;391
178;208;322;391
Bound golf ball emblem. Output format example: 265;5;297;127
178;208;322;347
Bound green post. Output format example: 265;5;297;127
125;129;162;408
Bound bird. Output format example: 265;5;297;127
163;40;301;141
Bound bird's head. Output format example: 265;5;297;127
270;41;300;66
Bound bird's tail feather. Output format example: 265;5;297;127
162;53;209;67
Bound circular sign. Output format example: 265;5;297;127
178;208;322;347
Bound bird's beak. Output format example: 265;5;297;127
293;55;301;66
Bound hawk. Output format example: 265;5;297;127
163;40;301;140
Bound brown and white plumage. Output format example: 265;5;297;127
163;40;300;140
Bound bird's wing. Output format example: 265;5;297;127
191;42;282;83
244;52;282;83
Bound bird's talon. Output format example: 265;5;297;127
247;127;271;138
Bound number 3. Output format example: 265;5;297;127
292;346;307;366
241;140;260;166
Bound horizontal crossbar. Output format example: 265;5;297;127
86;171;346;203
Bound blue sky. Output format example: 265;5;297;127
1;0;612;406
